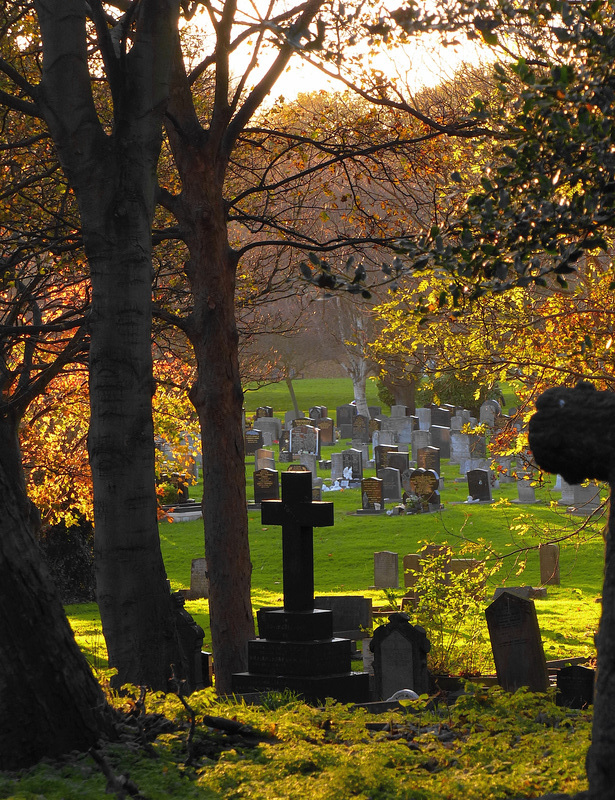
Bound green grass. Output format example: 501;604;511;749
242;377;383;416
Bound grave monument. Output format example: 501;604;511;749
232;471;370;703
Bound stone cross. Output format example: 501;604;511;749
261;471;334;613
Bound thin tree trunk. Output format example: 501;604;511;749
184;221;255;695
0;412;113;769
285;375;301;418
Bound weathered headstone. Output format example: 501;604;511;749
391;404;408;417
188;557;208;599
255;405;274;418
467;469;492;502
374;550;399;588
253;468;280;505
313;596;373;640
232;471;369;703
290;424;320;457
371;613;430;699
411;429;431;461
539;543;560;586
485;591;549;692
514;478;538;504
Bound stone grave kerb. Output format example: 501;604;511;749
261;471;334;612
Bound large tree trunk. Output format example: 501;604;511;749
35;0;185;690
0;412;113;769
85;205;185;690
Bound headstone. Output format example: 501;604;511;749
514;478;538;504
373;430;397;448
342;448;363;481
255;448;275;471
467;469;492;502
352;414;370;444
371;613;430;699
539;544;560;586
431;407;452;427
336;404;357;439
171;592;206;691
416;445;440;475
368;405;382;418
556;665;595;708
411;429;431;461
330;452;344;481
387;451;410;474
232;471;369;703
416;407;432;431
299;453;318;476
361;477;384;513
485;591;549;692
450;432;471;466
429;425;451;458
313;596;373;640
480;399;500;427
567;482;602;516
469;434;487;459
254;416;282;442
374;444;398;472
309;406;323;420
189;557;208;599
255;405;274;418
290;424;320;456
253;468;279;506
391;404;408;417
378;467;402;502
409;468;440;511
374;550;399;588
284;409;305;428
316;417;335;445
244;428;263;455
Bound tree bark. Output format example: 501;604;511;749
179;172;255;695
35;0;186;689
0;411;114;769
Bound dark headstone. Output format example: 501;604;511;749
409;468;440;510
469;435;486;458
416;445;440;474
374;444;398;472
361;477;384;512
387;451;410;474
556;665;595;708
171;592;206;691
244;429;263;455
485;591;549;692
342;448;363;481
467;469;492;502
431;407;452;427
429;425;451;458
371;613;430;700
253;468;279;505
352;414;370;443
313;596;373;640
539;544;560;586
255;405;274;418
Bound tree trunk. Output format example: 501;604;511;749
285;375;301;418
183;212;255;695
0;412;113;769
35;0;186;690
85;207;185;690
586;484;615;798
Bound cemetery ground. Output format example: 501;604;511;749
1;380;605;799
